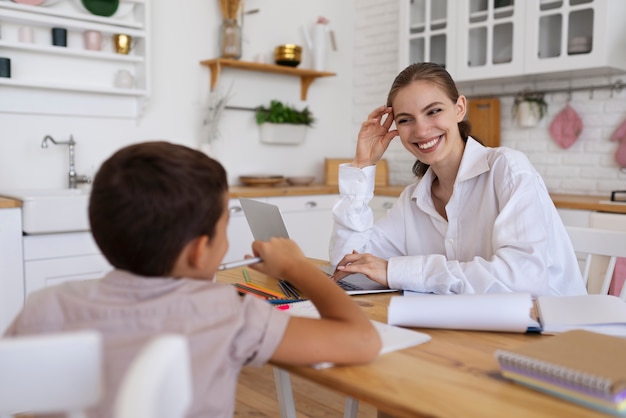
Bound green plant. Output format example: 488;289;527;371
255;100;315;126
513;92;548;120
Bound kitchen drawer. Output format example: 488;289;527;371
23;232;101;261
266;195;338;212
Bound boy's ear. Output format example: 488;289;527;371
186;235;210;269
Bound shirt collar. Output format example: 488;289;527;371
411;137;490;203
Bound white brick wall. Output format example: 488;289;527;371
353;0;626;195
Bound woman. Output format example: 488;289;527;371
330;63;585;296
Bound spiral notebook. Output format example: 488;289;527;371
495;330;626;415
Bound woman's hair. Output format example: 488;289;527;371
89;141;228;277
386;62;472;178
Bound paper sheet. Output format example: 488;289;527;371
388;292;535;333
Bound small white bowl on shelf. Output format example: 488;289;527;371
286;176;315;186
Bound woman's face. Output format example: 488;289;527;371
392;80;466;168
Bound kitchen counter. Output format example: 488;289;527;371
0;197;21;209
229;186;626;215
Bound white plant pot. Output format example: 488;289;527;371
259;123;308;145
516;101;541;128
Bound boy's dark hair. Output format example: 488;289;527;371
89;141;228;277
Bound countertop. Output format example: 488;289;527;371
1;188;624;214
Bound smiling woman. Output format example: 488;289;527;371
329;62;587;298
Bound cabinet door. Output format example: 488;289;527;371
399;0;455;72
524;0;626;76
0;208;24;333
24;254;111;298
224;198;258;263
454;0;526;81
370;196;397;221
267;195;338;261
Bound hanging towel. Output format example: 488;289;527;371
610;118;626;168
549;104;583;149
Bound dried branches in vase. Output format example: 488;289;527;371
218;0;241;20
217;0;242;58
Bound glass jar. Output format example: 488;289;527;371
219;19;242;59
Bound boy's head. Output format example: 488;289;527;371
89;141;228;277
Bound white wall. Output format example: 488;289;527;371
0;0;355;189
353;0;626;195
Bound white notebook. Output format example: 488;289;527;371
285;300;431;368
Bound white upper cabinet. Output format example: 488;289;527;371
453;0;526;81
399;0;626;84
0;0;150;118
399;0;455;72
524;0;626;77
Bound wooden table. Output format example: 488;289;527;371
218;266;606;418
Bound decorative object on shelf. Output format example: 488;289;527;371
239;175;285;187
286;176;315;186
51;27;67;47
274;44;302;67
255;100;314;145
549;103;583;149
113;33;133;54
0;57;10;78
202;81;233;145
113;69;134;89
301;16;337;72
18;26;34;43
513;92;548;128
217;0;242;59
83;30;102;51
79;0;119;17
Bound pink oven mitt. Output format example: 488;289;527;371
610;118;626;168
549;104;583;149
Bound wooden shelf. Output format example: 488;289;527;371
200;58;336;100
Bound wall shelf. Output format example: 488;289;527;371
199;58;336;101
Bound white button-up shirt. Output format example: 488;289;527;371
330;138;586;297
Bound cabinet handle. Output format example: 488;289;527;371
382;201;394;209
229;206;243;214
305;201;317;209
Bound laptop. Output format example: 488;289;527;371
239;198;396;295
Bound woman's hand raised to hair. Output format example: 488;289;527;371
353;105;398;168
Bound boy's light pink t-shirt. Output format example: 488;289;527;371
4;270;290;418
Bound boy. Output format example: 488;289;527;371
4;141;381;417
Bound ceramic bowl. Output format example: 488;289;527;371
286;176;315;186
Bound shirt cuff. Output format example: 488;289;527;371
387;256;425;292
338;163;376;198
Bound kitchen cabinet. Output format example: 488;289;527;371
0;0;150;118
225;195;338;263
266;195;338;261
398;0;455;71
0;208;24;333
23;232;111;298
370;195;396;221
200;58;336;101
400;0;626;84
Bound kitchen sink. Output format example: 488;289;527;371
0;189;91;234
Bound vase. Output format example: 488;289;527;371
219;19;242;59
516;101;540;128
259;123;308;145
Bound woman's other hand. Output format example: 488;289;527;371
331;250;389;287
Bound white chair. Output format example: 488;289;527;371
565;225;626;299
114;334;192;418
0;330;102;418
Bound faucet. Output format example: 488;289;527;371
41;134;92;189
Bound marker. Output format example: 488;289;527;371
218;257;262;271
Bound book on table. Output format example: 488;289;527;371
387;293;626;336
494;329;626;416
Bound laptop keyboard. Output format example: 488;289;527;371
337;280;360;291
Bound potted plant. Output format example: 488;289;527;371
513;92;548;128
255;100;315;145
